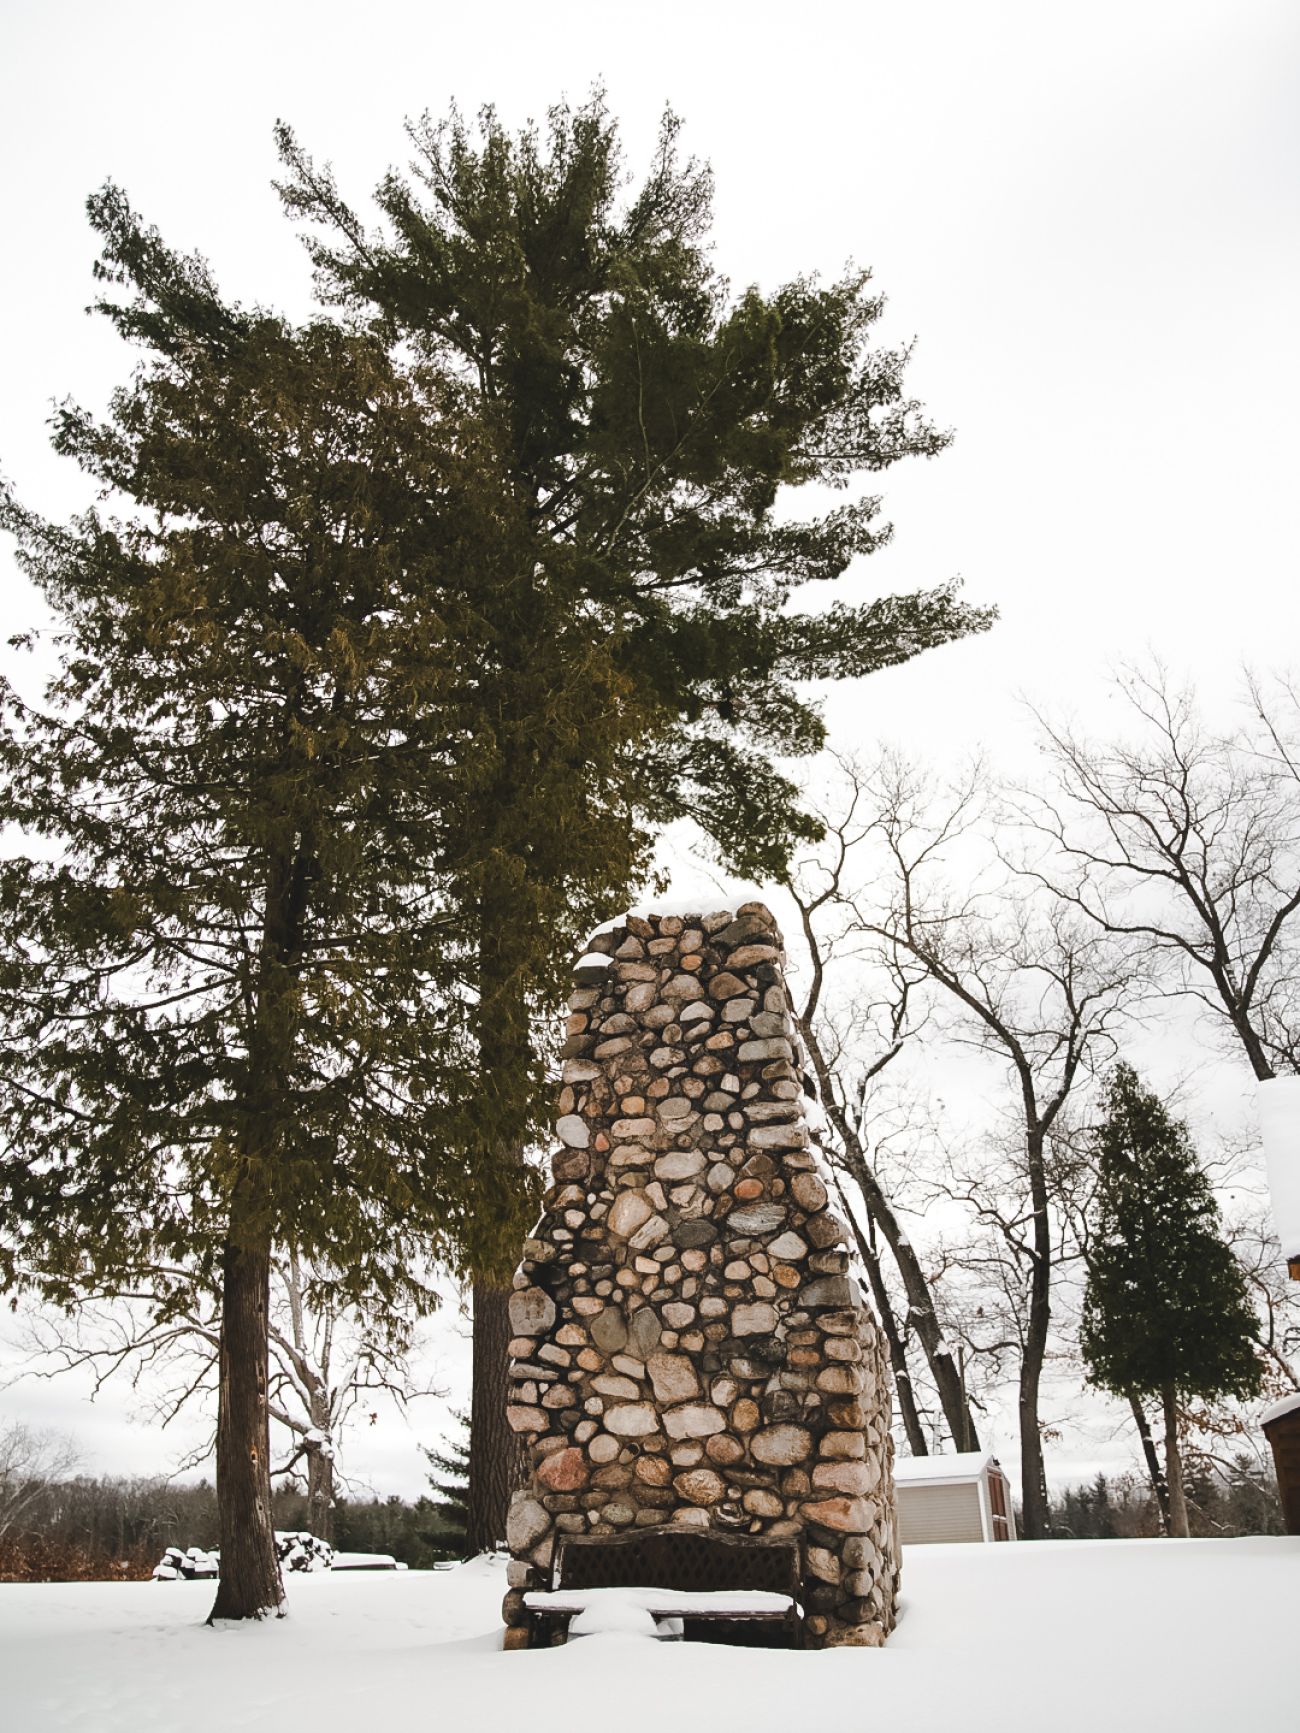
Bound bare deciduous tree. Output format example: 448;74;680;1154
831;753;1139;1538
784;761;982;1456
1030;664;1300;1082
11;1256;433;1541
0;1421;81;1542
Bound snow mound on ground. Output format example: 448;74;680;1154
568;1590;663;1639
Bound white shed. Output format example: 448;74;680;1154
894;1451;1017;1544
1257;1078;1300;1279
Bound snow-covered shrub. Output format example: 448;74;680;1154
153;1532;334;1579
152;1545;219;1581
275;1530;334;1572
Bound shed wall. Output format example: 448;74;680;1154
897;1481;985;1544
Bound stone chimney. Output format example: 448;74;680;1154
500;904;899;1647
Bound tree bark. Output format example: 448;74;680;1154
464;870;533;1555
284;1250;335;1544
835;1182;929;1455
466;1278;524;1553
845;1137;981;1452
209;1222;284;1620
798;1015;980;1452
209;837;307;1620
1128;1391;1171;1533
1162;1383;1190;1538
1017;1131;1053;1541
306;1435;334;1545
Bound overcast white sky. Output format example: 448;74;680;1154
1;0;1297;1499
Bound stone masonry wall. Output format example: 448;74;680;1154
500;904;899;1647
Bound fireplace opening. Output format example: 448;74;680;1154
523;1527;805;1649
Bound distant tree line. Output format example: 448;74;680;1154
2;1448;1279;1583
0;1474;465;1582
0;1410;469;1581
1044;1460;1285;1541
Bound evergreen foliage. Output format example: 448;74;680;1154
1080;1065;1263;1407
329;1493;456;1569
0;106;994;1308
421;1411;470;1560
275;95;996;890
0;191;567;1306
2;96;995;1590
275;92;995;1546
0;183;650;1611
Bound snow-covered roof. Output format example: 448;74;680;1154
1260;1391;1300;1429
893;1450;997;1486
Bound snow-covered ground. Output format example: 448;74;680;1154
3;1540;1295;1732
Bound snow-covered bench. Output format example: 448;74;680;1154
524;1585;800;1636
523;1527;804;1648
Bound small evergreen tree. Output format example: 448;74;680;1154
421;1411;470;1561
1080;1065;1262;1536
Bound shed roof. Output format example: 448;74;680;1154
893;1450;997;1487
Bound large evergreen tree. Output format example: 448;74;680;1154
276;96;996;1543
0;189;648;1615
3;95;995;1586
1080;1064;1262;1537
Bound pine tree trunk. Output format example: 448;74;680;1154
209;1223;284;1620
1128;1391;1171;1533
207;837;309;1616
1162;1383;1190;1538
465;872;533;1556
466;1278;524;1553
